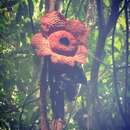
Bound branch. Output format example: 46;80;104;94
96;0;105;31
18;87;39;129
76;0;85;18
88;50;112;68
40;0;58;130
116;65;130;70
88;1;124;129
90;0;124;89
65;0;72;18
45;0;50;13
124;0;129;117
24;97;40;106
105;0;121;34
40;57;50;130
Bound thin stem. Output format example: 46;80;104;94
65;0;72;18
111;25;128;127
124;0;129;115
28;0;35;34
76;0;85;18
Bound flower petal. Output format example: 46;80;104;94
31;33;52;56
31;33;45;48
40;11;67;36
65;20;90;45
51;53;75;66
74;45;88;64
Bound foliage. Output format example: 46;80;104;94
0;0;129;130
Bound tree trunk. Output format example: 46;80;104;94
40;1;61;130
40;57;49;130
87;0;121;130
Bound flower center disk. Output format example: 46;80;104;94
59;37;70;46
48;30;78;56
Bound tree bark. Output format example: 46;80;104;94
40;57;49;130
40;1;61;130
40;1;52;130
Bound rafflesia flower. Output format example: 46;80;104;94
31;11;89;66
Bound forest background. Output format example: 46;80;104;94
0;0;130;130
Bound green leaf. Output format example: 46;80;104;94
103;0;110;7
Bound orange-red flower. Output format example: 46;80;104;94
31;11;89;66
